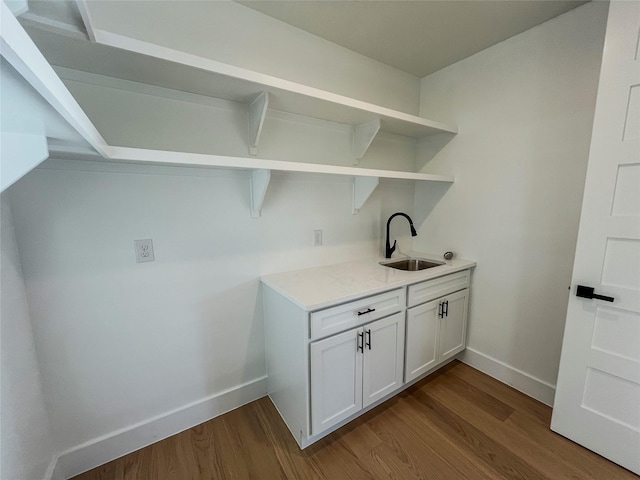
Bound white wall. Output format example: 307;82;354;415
1;197;56;480
7;161;415;458
85;0;421;114
413;2;608;403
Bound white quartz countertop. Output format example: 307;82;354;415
261;253;476;311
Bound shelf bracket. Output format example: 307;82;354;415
352;176;379;214
250;168;271;218
352;118;381;164
248;91;269;156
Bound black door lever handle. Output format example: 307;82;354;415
576;285;614;302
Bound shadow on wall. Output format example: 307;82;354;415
196;278;266;398
412;181;453;228
416;132;457;172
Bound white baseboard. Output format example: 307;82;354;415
50;376;267;480
43;454;63;480
460;348;556;406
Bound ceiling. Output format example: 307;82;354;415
239;1;588;77
20;0;588;78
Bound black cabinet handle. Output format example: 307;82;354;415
357;307;376;316
576;285;614;302
438;302;443;318
366;329;372;350
357;332;364;353
444;300;449;317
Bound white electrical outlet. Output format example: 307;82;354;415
134;239;155;263
313;230;323;246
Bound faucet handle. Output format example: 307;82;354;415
387;239;397;258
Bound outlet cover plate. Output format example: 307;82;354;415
135;239;155;263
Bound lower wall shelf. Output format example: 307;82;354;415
49;144;455;217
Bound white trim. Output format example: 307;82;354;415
460;347;556;406
52;376;267;479
43;454;62;480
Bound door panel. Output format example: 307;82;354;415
362;312;405;407
439;289;469;361
551;2;640;474
405;299;439;382
310;327;362;435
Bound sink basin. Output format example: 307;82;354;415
380;258;444;271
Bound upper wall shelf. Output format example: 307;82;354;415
0;2;110;191
3;4;456;217
90;29;458;143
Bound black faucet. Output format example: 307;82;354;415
385;212;418;258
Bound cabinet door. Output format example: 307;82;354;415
310;327;362;435
362;312;405;408
405;299;440;383
439;289;469;362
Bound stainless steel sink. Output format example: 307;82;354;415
380;258;444;271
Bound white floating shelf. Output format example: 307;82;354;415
104;146;455;183
49;145;454;217
83;28;458;140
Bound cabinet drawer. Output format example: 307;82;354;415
310;288;405;341
407;270;470;307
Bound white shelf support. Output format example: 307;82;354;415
353;118;381;164
248;91;269;156
352;176;379;214
250;168;271;218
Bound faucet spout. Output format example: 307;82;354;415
385;212;418;259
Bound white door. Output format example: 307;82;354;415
362;312;405;407
405;299;440;382
310;327;362;435
438;289;469;362
551;1;640;475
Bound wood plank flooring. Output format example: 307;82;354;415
72;361;638;480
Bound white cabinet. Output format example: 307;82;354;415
310;312;404;435
405;299;440;381
310;327;362;434
405;271;470;383
262;262;473;449
362;313;405;407
438;289;469;361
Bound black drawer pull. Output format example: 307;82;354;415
366;329;372;350
444;300;449;317
357;332;364;353
357;307;376;316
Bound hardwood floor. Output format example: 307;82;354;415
72;361;637;480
